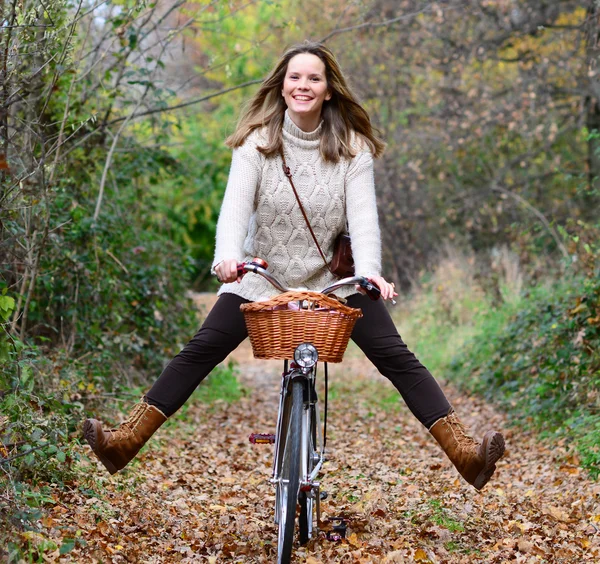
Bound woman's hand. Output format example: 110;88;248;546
214;259;243;284
358;275;397;301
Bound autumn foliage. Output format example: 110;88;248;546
2;0;600;561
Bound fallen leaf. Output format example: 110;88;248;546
414;548;432;562
517;539;533;553
545;505;571;523
347;532;361;547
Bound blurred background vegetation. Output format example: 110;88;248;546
1;0;599;556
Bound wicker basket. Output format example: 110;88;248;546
240;291;363;363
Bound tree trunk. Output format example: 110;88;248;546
586;2;600;194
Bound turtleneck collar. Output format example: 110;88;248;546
283;110;323;142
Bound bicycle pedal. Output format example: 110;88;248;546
325;517;347;541
249;433;275;444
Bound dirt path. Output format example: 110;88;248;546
52;295;600;562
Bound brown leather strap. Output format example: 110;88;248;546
280;149;332;273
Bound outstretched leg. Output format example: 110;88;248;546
347;293;505;490
144;293;249;416
83;293;249;474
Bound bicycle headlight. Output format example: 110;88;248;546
294;343;318;369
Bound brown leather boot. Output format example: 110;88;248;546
429;408;505;490
83;400;167;475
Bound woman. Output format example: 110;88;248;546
84;41;505;490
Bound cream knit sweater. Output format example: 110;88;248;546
213;111;382;302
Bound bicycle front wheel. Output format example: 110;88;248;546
277;378;303;564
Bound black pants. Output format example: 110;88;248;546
145;293;451;428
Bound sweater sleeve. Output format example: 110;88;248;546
211;141;261;271
345;151;382;278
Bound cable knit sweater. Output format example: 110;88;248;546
213;111;382;302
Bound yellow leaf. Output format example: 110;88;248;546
414;548;432;562
347;532;360;547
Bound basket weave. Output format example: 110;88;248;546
240;291;363;363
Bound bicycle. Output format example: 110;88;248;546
234;258;381;564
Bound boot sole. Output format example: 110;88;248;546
473;431;505;490
83;419;119;475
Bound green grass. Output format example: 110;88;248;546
192;360;245;404
427;499;465;533
395;281;522;381
328;377;401;413
168;360;246;427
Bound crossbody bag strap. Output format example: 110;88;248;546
280;149;332;273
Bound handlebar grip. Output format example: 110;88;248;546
363;280;381;301
237;257;269;277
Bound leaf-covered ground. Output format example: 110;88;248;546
23;298;600;563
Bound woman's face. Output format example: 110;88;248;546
282;53;331;129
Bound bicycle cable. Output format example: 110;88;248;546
323;362;328;449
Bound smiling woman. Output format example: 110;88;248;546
84;40;505;497
282;53;332;132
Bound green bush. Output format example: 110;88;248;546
448;273;600;477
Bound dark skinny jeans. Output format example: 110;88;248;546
145;293;451;429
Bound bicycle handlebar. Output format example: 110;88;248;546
237;258;381;301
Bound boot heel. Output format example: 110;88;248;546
83;419;119;474
473;432;505;490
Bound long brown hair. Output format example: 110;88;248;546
225;41;385;161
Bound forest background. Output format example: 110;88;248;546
1;0;600;557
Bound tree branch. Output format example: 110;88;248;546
319;5;437;43
491;184;570;260
105;79;263;124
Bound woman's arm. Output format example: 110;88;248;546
346;151;397;300
212;141;262;274
345;151;382;279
